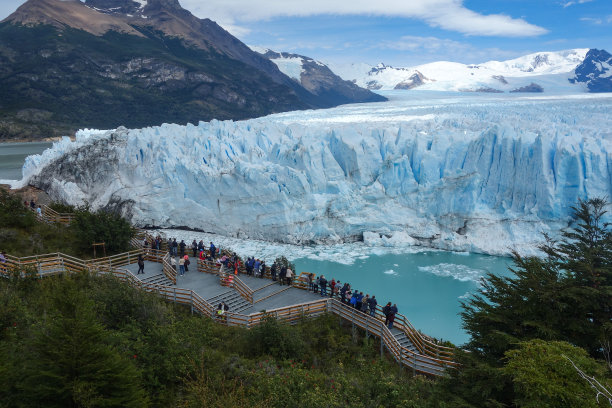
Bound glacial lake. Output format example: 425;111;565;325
0;141;52;181
1;141;515;346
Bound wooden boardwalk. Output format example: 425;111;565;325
4;206;458;376
125;260;327;314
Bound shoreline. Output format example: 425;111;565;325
0;136;74;144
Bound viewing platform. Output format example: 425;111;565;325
3;206;458;377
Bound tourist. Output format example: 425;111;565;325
307;273;314;291
254;258;261;277
179;240;186;257
199;249;205;261
285;266;293;286
361;294;370;313
171;256;176;271
178;256;185;276
137;254;144;275
388;304;398;329
36;205;42;218
382;302;391;326
368;295;378;316
191;240;198;257
184;255;190;272
198;240;204;253
345;290;352;305
330;279;336;298
279;265;286;285
356;291;364;310
260;260;266;278
319;275;327;296
246;257;254;276
30;199;35;209
209;242;216;259
340;283;348;303
313;276;319;293
270;262;277;281
333;281;341;298
172;238;178;256
388;304;398;328
216;301;229;322
350;290;358;308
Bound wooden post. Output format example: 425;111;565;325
190;291;194;314
380;322;384;358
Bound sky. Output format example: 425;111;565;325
1;0;611;67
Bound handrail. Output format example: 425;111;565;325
2;250;456;375
4;210;458;373
231;275;254;304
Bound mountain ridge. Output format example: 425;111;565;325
0;0;383;140
329;48;612;93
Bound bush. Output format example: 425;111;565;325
70;207;133;254
0;189;34;229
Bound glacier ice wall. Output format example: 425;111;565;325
20;93;612;255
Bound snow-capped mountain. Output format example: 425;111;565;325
331;49;593;93
251;47;385;106
570;49;612;92
14;93;612;256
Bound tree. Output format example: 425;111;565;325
504;339;607;408
462;198;612;359
70;207;133;254
20;279;147;407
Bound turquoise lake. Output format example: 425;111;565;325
294;252;514;345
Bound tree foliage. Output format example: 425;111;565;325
452;198;612;406
504;339;607;408
70;207;133;254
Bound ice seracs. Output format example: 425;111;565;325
17;93;612;257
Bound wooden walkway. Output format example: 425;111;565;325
4;205;458;376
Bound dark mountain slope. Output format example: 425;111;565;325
0;0;384;139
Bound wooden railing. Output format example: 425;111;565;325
6;207;457;374
230;275;254;304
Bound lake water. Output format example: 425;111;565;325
0;141;52;181
294;252;513;345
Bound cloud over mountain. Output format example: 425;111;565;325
182;0;547;37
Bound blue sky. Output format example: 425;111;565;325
1;0;611;66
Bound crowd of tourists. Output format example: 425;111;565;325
304;273;399;328
141;235;399;327
24;199;42;218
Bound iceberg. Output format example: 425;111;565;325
18;92;612;256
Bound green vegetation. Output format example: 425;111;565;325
0;272;440;407
0;190;133;257
442;198;612;407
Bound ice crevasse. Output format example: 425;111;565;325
18;97;612;256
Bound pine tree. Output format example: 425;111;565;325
20;279;147;408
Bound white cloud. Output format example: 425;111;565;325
563;0;593;8
181;0;547;37
375;35;527;64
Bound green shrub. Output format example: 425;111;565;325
70;207;133;254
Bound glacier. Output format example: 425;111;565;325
15;91;612;256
